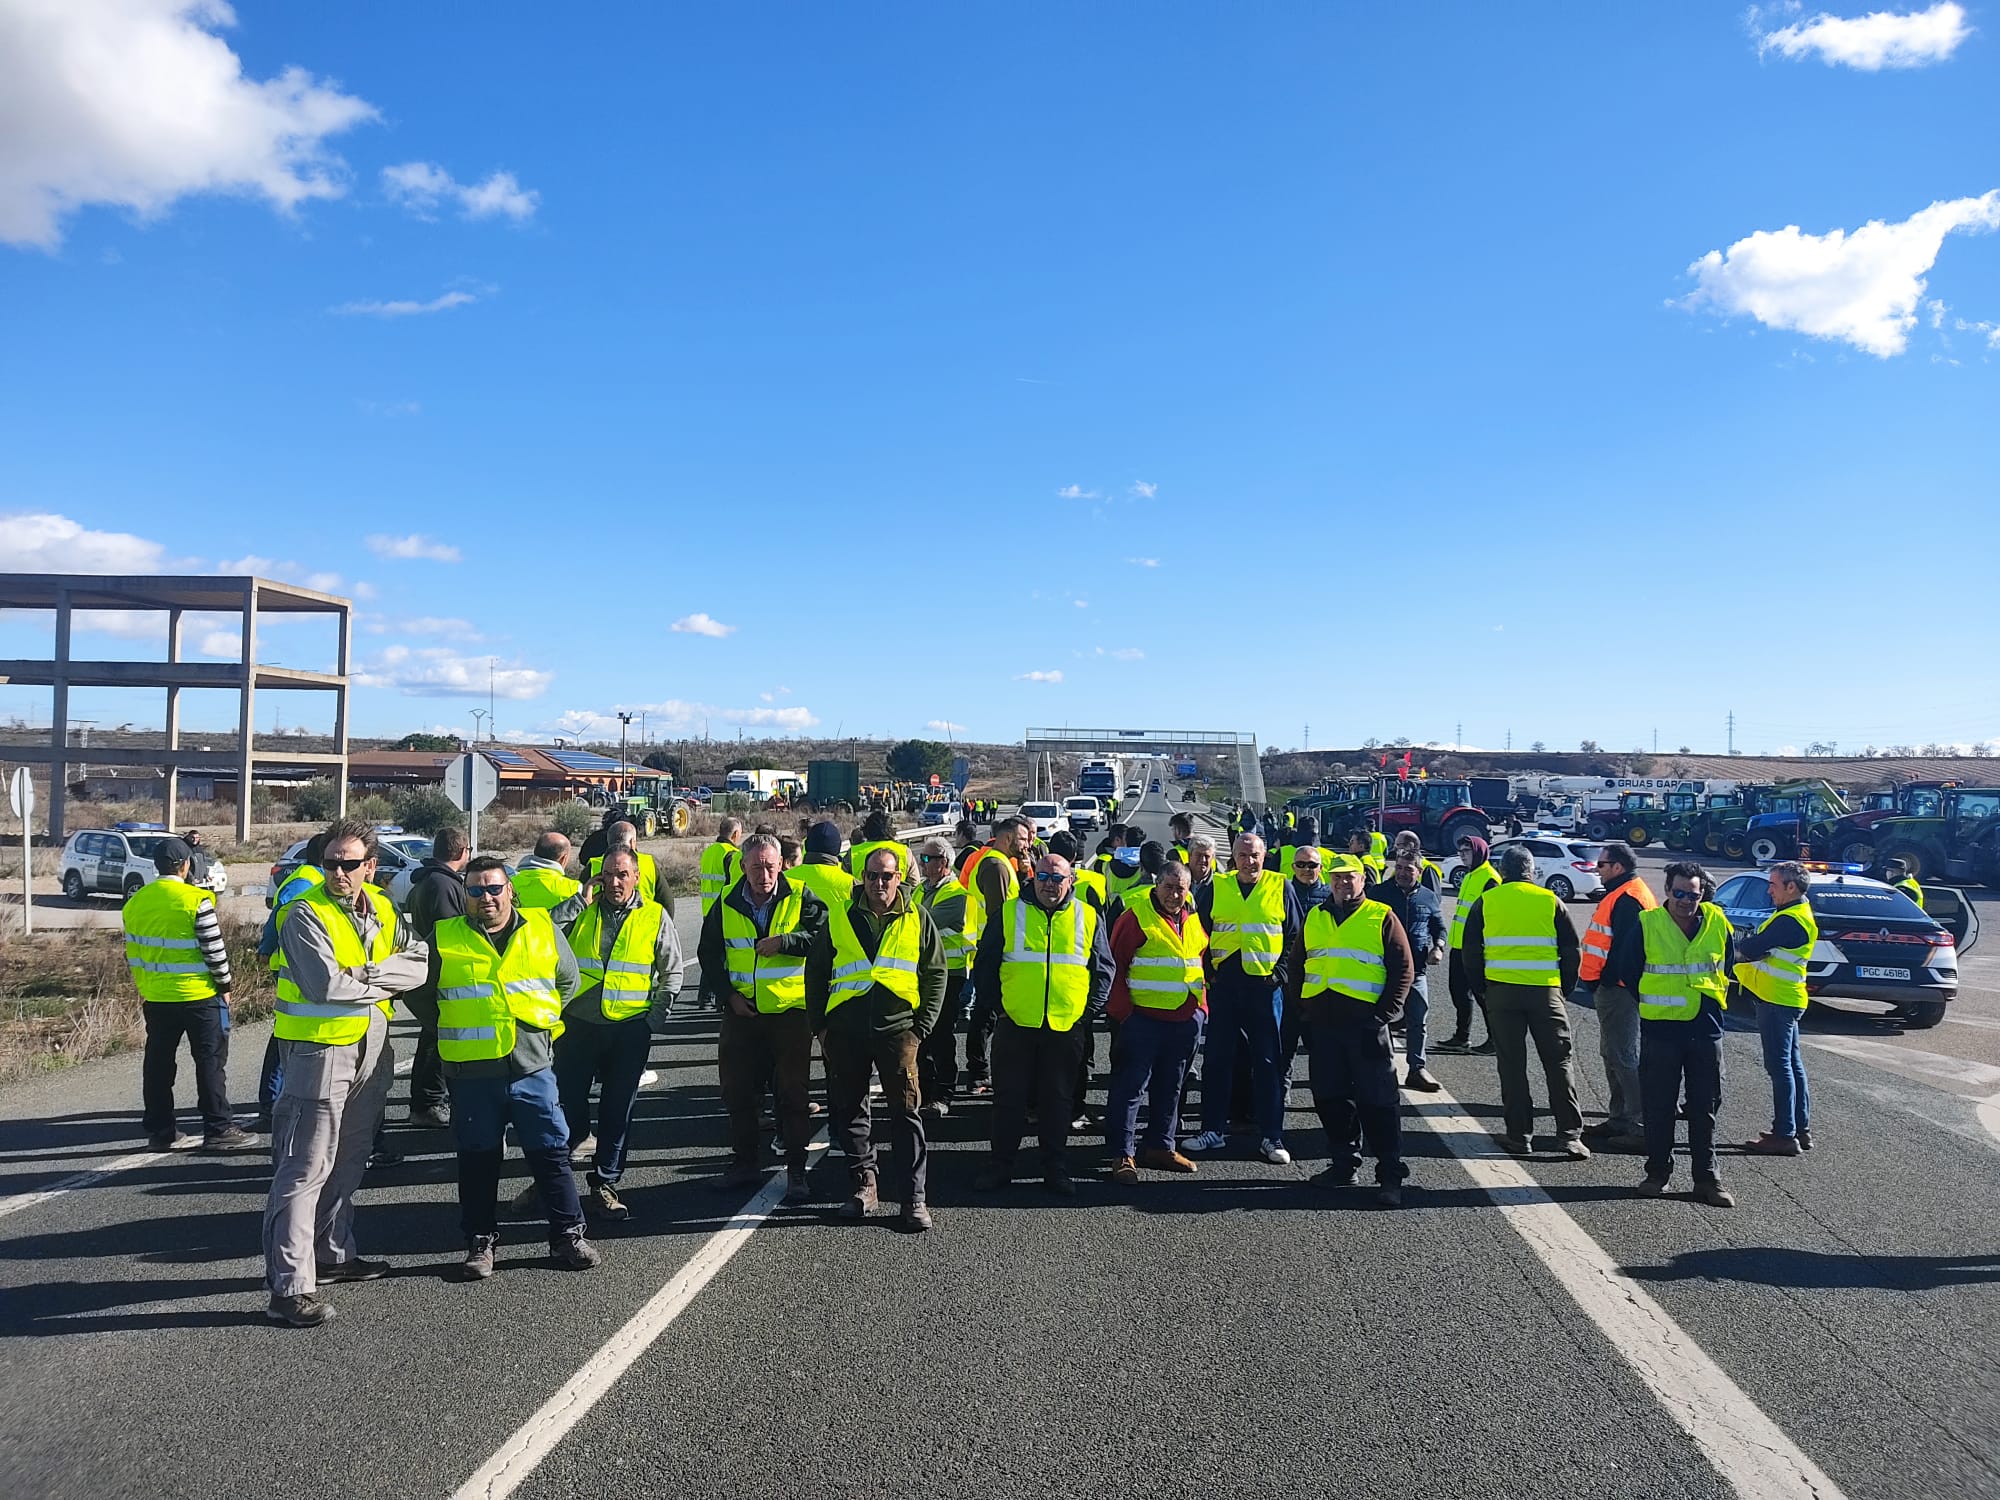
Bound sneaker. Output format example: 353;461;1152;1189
967;1079;993;1098
807;1101;826;1117
1741;1132;1801;1157
1182;1130;1230;1154
1796;1128;1814;1152
638;1070;659;1088
459;1235;497;1281
266;1292;336;1327
366;1146;405;1170
1375;1184;1405;1209
550;1230;602;1271
1581;1120;1619;1141
1259;1139;1292;1166
1403;1068;1441;1093
1312;1164;1357;1188
782;1168;812;1205
841;1177;879;1220
1137;1147;1197;1174
900;1202;934;1232
1070;1112;1091;1131
315;1256;390;1283
1043;1169;1076;1197
588;1180;630;1222
1496;1134;1532;1157
972;1164;1014;1191
202;1126;258;1152
1637;1170;1671;1197
1692;1180;1736;1208
508;1179;543;1215
147;1130;185;1152
1109;1155;1139;1185
569;1133;597;1165
407;1105;450;1130
1554;1137;1591;1161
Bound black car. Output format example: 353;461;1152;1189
1713;869;1979;1028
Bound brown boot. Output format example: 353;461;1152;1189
841;1175;879;1219
1109;1156;1139;1184
1741;1132;1801;1157
1137;1147;1197;1174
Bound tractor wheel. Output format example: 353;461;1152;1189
1721;832;1750;861
1748;834;1785;863
1585;820;1612;842
667;800;694;836
1837;840;1875;868
1877;841;1929;881
1664;828;1689;851
1702;830;1723;854
640;811;658;838
1628;825;1651;847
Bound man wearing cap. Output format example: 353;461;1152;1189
1884;857;1925;911
789;821;856;908
1286;853;1416;1204
1436;834;1499;1054
123;836;256;1152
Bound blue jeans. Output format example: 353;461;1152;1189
447;1067;584;1241
554;1015;652;1184
1404;971;1431;1071
1756;999;1810;1137
1203;977;1283;1142
1106;1009;1205;1157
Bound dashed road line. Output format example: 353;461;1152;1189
1804;1035;2000;1094
1415;1084;1848;1500
0;1139;204;1223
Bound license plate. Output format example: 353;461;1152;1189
1856;965;1911;981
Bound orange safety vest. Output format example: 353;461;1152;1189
1578;876;1658;984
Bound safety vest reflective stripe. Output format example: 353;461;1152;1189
827;905;924;1011
433;910;565;1060
1208;870;1287;977
997;897;1096;1031
1478;882;1562;986
721;887;809;1011
1732;900;1817;1010
439;1025;497;1041
1638;904;1731;1021
273;886;398;1043
698;842;739;915
122;879;221;1003
1579;878;1657;983
1450;864;1499;949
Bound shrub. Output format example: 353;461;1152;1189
389;786;465;836
348;793;397;824
550;800;597;842
292;779;340;822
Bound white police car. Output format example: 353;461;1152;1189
1444;836;1605;902
59;823;229;903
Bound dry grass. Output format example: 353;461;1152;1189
0;920;272;1087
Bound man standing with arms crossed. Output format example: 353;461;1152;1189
1573;841;1655;1153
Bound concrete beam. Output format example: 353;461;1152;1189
0;660;343;690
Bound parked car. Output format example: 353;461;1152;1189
1444;836;1605;902
59;824;229;903
1020;801;1065;840
919;801;961;826
267;829;435;909
1063;795;1102;833
1712;866;1978;1028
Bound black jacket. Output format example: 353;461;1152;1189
805;886;947;1039
970;886;1114;1028
1463;880;1582;997
696;872;829;1010
407;859;467;941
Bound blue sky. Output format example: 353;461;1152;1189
2;2;1996;756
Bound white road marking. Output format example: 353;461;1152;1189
1978;1094;2000;1149
450;1129;831;1500
1804;1034;2000;1094
0;1139;200;1223
1415;1084;1848;1500
1941;1012;2000;1033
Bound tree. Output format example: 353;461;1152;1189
292;779;340;822
1972;743;1993;758
1361;737;1381;751
1678;745;1691;754
886;738;953;782
1579;739;1601;753
725;755;776;773
390;785;466;836
394;731;459;752
1529;741;1546;754
642;749;679;774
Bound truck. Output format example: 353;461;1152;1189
1869;786;2000;884
1078;758;1124;799
1467;776;1515;822
724;768;804;802
608;774;698;837
807;759;861;811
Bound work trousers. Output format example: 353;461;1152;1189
554;1014;653;1184
261;1007;394;1298
1105;1009;1204;1158
1756;999;1811;1138
1582;981;1643;1134
1403;970;1432;1072
1202;975;1284;1142
449;1066;585;1242
1447;948;1489;1039
990;1015;1088;1172
141;999;233;1138
824;1027;927;1202
257;1034;283;1121
963;977;999;1084
1278;991;1305;1091
916;973;968;1103
1640;1019;1722;1183
1307;1010;1405;1186
718;1004;813;1171
1485;981;1584;1142
408;1021;447;1114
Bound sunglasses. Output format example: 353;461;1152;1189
467;883;509;898
864;871;900;883
1033;871;1068;883
324;857;370;873
1667;888;1703;902
918;852;946;862
1293;861;1322;871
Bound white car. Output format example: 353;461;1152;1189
1124;782;1142;799
1063;795;1102;832
60;825;229;903
1020;801;1065;840
268;830;432;909
1445;836;1605;903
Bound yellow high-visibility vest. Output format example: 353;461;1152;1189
997;896;1096;1032
1450;862;1499;950
1208;871;1287;977
123;878;219;1004
920;876;974;972
699;840;739;916
1479;880;1562;988
789;860;855;909
590;851;658;904
1301;899;1390;1004
825;905;923;1014
434;910;565;1059
721;882;808;1013
1734;900;1817;1010
1124;896;1206;1010
273;885;399;1045
1637;904;1730;1022
567;899;666;1021
512;865;582;910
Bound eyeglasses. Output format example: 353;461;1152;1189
863;871;900;883
467;883;509;898
324;857;370;873
1667;888;1703;902
918;852;946;862
1033;871;1067;883
1293;861;1322;871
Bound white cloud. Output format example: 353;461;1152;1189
1109;647;1145;661
400;615;482;641
1056;484;1099;500
1015;669;1064;683
925;719;968;735
1954;316;2000;347
0;511;172;572
0;0;379;250
1753;2;1970;69
548;699;820;738
382;160;538;222
1129;480;1158;499
198;628;240;658
1125;557;1160;568
335;289;479;318
355;645;552;700
1682;191;2000;356
671;612;736;638
366;532;462;562
213;553;343;593
1927;298;1948;328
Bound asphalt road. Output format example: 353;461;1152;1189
2;771;1997;1499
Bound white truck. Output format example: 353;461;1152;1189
724;768;804;801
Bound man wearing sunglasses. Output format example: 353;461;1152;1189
807;847;947;1229
264;820;430;1327
1603;862;1735;1207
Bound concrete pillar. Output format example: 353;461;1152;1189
333;602;351;817
164;606;183;831
236;581;258;843
49;586;71;845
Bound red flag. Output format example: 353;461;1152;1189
1398;761;1408;781
1379;754;1388;769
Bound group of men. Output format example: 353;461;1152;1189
123;792;1828;1327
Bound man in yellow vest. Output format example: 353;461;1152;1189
512;830;586;919
1105;859;1206;1181
807;846;947;1230
1883;857;1925;911
1735;860;1818;1157
789;820;856;908
1437;834;1499;1054
1463;844;1588;1159
697;831;831;1200
1185;833;1220;900
124;837;255;1152
847;806;913;881
970;850;1113;1194
960;815;1035;1096
263;820;430;1326
1575;842;1657;1153
1287;854;1417;1206
1604;860;1735;1205
914;837;974;1120
1185;833;1303;1166
699;816;745;917
588;822;661;906
427;853;597;1280
555;848;683;1223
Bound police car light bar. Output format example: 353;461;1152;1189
1763;859;1867;874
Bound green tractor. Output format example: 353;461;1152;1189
610;774;697;838
1584;792;1675;848
1870;787;2000;884
1688;786;1771;861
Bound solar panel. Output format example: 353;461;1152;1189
548;750;625;770
484;749;531;766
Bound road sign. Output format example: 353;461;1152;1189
443;753;499;813
929;773;941;788
8;768;32;936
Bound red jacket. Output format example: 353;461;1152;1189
1108;895;1206;1023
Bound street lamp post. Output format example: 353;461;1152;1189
617;711;635;796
